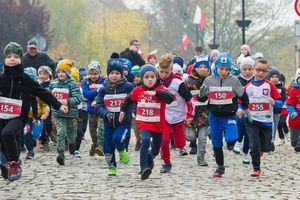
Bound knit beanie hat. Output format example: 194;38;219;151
107;58;123;75
56;59;73;76
79;67;87;81
210;49;220;59
147;54;156;62
172;56;184;68
140;64;158;84
295;68;300;80
194;54;210;69
173;63;183;76
131;65;140;75
3;42;23;59
38;66;53;77
253;52;264;60
121;58;133;73
71;67;80;83
24;67;37;81
240;56;255;69
230;64;241;76
213;53;232;77
266;67;280;80
88;60;101;74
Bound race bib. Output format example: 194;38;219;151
136;102;161;122
103;93;127;112
52;88;69;101
0;97;22;119
191;90;208;106
248;99;270;115
208;86;233;105
89;84;101;90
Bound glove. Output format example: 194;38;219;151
243;109;253;123
106;112;114;123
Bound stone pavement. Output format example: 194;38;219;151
1;135;300;200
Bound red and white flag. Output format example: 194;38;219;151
193;5;205;29
181;34;190;51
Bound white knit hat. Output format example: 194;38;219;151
240;56;255;69
295;68;300;80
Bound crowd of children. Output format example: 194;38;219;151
0;40;300;182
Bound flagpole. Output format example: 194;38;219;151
196;24;199;47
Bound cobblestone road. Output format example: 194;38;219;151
1;133;300;200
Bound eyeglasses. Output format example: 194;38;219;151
133;43;140;47
254;68;268;73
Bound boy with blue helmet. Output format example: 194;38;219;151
198;53;249;178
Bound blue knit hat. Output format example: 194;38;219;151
24;67;37;81
131;65;140;75
78;67;87;81
194;54;210;69
107;58;123;75
140;64;157;84
213;53;232;77
121;58;133;73
173;56;184;68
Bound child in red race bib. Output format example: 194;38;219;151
244;58;282;177
96;58;134;176
119;64;174;180
0;42;68;181
198;53;249;178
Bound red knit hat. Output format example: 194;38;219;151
147;54;156;62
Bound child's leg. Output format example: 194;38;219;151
150;132;162;159
197;126;208;162
272;114;280;143
56;118;67;160
66;118;78;155
132;118;141;142
111;124;130;152
97;116;104;150
290;128;300;147
172;121;186;149
103;127;116;167
223;115;238;149
88;114;99;156
259;125;272;152
75;109;85;151
277;115;286;140
160;121;172;164
140;130;152;171
245;121;261;171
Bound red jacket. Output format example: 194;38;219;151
131;85;168;133
286;87;300;128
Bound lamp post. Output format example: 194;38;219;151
235;0;251;44
209;0;219;49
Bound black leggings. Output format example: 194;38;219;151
277;115;289;139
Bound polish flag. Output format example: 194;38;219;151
181;34;190;51
193;5;205;29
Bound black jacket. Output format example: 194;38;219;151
0;64;61;122
120;48;145;67
23;52;55;73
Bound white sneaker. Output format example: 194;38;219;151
233;142;241;154
242;154;250;164
285;133;290;141
74;151;81;158
279;139;285;145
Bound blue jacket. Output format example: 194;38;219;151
82;77;106;114
96;78;133;128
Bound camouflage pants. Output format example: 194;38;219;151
88;114;104;148
56;117;78;154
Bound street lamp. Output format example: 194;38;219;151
209;0;219;49
236;0;251;44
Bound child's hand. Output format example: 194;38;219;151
60;105;68;113
61;99;68;106
291;112;298;119
236;108;244;118
119;112;125;123
144;91;156;96
91;101;96;107
268;97;275;106
40;114;47;120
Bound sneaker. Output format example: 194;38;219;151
189;147;197;155
74;151;81;158
233;142;241;154
251;170;262;177
89;144;96;156
197;157;208;166
0;165;8;179
270;143;275;152
26;150;34;159
179;148;188;156
148;156;154;170
135;140;141;151
141;167;152;180
285;133;290;141
279;139;285;145
242;154;250;164
95;147;104;156
294;144;300;152
56;155;65;166
118;150;129;164
213;166;225;178
6;161;22;181
20;146;26;152
108;166;117;176
160;163;172;173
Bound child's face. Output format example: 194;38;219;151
254;63;269;81
217;66;230;79
57;69;68;81
148;58;156;65
38;70;50;82
143;71;157;88
89;69;100;82
195;64;210;76
5;53;21;67
241;65;254;79
123;69;129;76
240;47;249;56
108;70;121;83
158;67;172;81
270;74;279;84
133;74;141;84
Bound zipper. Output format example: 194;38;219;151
220;79;223;87
9;77;14;98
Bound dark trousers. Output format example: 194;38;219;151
76;109;88;151
277;115;289;139
0;118;25;162
41;116;52;145
24;119;34;151
237;117;249;154
140;130;162;170
245;121;272;170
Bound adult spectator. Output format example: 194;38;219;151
120;39;145;67
23;39;56;73
186;46;204;67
